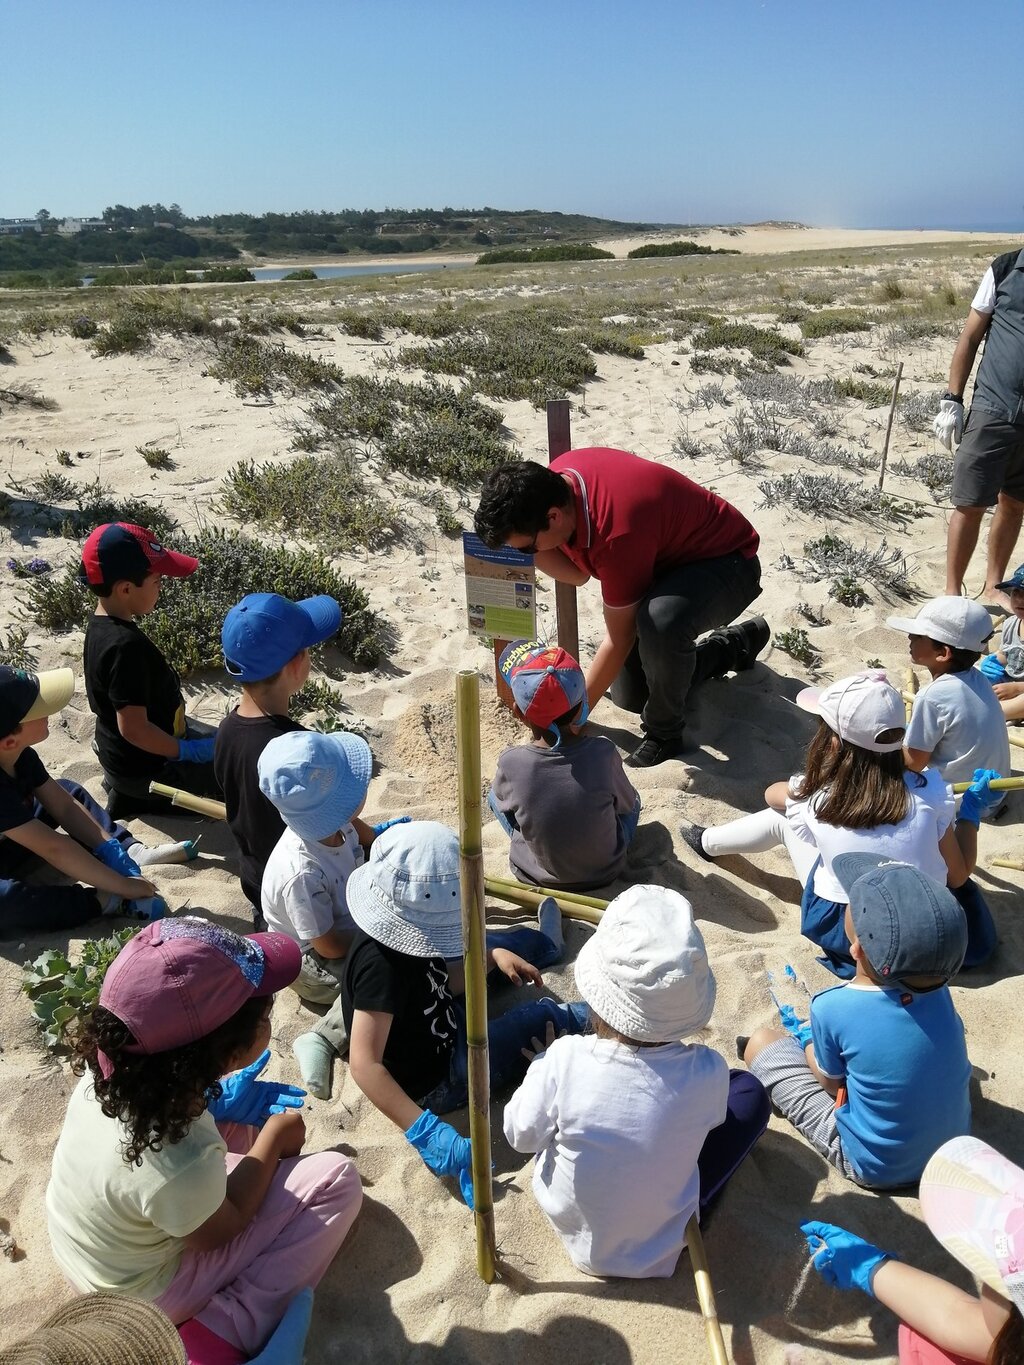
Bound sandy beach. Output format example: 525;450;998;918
1;225;1022;1364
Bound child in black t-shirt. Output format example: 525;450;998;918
81;523;222;820
213;591;346;923
0;665;171;939
343;821;587;1206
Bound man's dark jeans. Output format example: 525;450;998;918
608;551;762;741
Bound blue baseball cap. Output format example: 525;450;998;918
832;853;968;991
995;563;1024;593
222;592;342;682
498;639;588;747
258;730;372;842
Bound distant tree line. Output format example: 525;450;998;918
0;226;238;274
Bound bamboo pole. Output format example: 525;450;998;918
455;669;496;1283
685;1216;730;1365
904;668;919;724
951;776;1024;793
483;876;606;926
992;857;1024;871
148;782;227;820
877;361;904;494
1009;730;1024;751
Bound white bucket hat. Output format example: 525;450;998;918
573;886;716;1043
796;670;905;752
886;596;994;652
346;821;463;959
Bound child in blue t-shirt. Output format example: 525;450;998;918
740;854;971;1189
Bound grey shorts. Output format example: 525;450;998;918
952;407;1024;508
748;1037;862;1183
295;947;345;1005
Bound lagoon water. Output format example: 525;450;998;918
248;261;456;282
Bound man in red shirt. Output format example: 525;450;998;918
474;448;768;766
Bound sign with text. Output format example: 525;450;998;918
462;532;537;640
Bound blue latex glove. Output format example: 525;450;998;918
405;1109;474;1208
957;768;1004;828
92;836;142;879
177;735;216;764
251;1288;313;1364
207;1048;306;1126
372;815;411;836
979;652;1008;683
800;1220;892;1296
778;1003;814;1050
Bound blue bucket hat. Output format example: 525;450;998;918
222;592;342;682
832;853;967;991
258;730;372;842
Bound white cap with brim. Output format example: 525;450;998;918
346;821;464;959
0;665;75;739
574;885;716;1043
795;670;905;753
886;596;994;652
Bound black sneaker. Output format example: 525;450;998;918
680;822;714;863
733;616;770;671
627;735;685;768
735;1035;750;1061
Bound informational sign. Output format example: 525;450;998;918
462;532;537;640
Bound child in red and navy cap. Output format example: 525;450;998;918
490;639;640;890
81;523;222;819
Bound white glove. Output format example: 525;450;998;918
933;398;964;452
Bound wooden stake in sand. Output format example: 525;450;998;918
484;875;606;926
904;667;918;725
455;669;497;1282
685;1216;730;1365
547;399;580;659
148;782;227;821
876;361;904;494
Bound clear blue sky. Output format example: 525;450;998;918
4;0;1022;229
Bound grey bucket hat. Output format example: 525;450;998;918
346;821;464;958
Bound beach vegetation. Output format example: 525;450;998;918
205;334;343;397
692;319;804;367
775;627;822;668
801;533;913;597
757;472;909;525
137;444;174;469
626;241;740;259
0;626;35;669
23;927;137;1052
68;316;98;339
0;382;58;411
898;389;940;432
797;601;830;627
476;244;614;264
830;573;870;607
283;269;318;281
799;309;871;339
55;450;74;467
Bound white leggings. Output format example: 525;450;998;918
702;807;821;888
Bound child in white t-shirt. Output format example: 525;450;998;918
886;596;1009;785
503;886;769;1278
979;564;1024;724
258;728;387;1101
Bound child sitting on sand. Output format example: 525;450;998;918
343;821;585;1205
979;563;1024;725
490;640;640;890
81;523;222;820
47;917;362;1364
887;597;1010;786
802;1135;1024;1363
214;591;346;925
683;671;1001;974
742;855;971;1189
258;728;375;1100
0;664;178;939
503;886;769;1278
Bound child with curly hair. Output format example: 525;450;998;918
46;919;362;1363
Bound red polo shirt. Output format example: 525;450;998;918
550;447;759;609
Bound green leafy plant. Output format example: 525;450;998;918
137;444;173;469
0;626;35;668
775;627;822;668
23;926;137;1051
829;573;870;607
799;310;871;339
55;449;74;467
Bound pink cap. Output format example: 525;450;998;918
98;919;300;1062
796;670;905;752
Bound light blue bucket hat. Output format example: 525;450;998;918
346;821;463;958
258;730;372;842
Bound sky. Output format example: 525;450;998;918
3;0;1022;230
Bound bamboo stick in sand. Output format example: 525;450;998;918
685;1215;730;1365
455;669;497;1283
148;782;227;821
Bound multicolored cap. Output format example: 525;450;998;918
995;563;1024;593
498;639;588;747
80;523;198;588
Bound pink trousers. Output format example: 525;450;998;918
898;1324;979;1365
155;1125;362;1357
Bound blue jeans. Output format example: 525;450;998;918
488;789;642;850
421;995;590;1114
0;780;132;940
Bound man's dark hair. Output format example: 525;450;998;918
474;463;571;549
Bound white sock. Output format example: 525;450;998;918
538;896;564;954
293;1032;335;1100
127;839;198;866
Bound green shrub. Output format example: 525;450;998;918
27;527;387;669
205;334;343;398
283;268;318;281
775;627;821;667
832;375;891;406
68;315;98;339
877;278;904;301
627;241;739;259
91;293;217;356
476;244;614;265
335;308;386;341
0;626;34;669
799;310;872;339
692;319;803;367
137;444;173;469
0;383;58;411
23;927;137;1050
220;454;399;554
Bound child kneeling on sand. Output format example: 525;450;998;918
503;886;769;1278
742;856;971;1190
490;640;640;891
343;821;585;1205
979;562;1024;726
47;918;362;1364
0;664;183;939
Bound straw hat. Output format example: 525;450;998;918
346;821;464;958
0;1294;186;1365
573;885;716;1043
